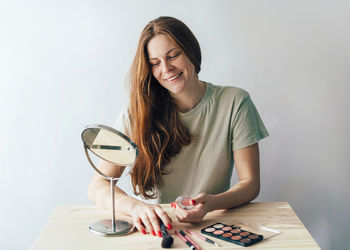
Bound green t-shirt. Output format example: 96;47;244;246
115;82;268;203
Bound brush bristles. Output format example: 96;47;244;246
161;235;174;248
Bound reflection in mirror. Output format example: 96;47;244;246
81;124;138;236
82;126;137;166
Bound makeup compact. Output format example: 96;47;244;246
201;222;263;247
175;195;195;210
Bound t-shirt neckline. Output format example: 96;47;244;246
179;81;213;120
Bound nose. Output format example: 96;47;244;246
161;60;174;73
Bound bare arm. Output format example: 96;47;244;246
88;160;172;236
88;160;125;209
207;142;260;210
173;143;260;222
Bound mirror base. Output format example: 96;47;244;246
89;219;133;236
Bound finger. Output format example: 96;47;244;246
176;213;202;223
175;203;207;223
146;208;162;237
154;206;173;230
174;204;194;221
133;216;146;235
178;210;205;223
191;193;208;206
171;202;177;209
192;201;205;210
140;213;155;236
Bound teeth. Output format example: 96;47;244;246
168;73;180;81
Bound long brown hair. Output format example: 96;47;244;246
128;16;201;199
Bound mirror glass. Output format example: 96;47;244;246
82;125;137;166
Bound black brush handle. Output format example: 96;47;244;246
160;220;168;236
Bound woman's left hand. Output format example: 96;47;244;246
171;193;213;223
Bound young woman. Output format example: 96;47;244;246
88;16;268;237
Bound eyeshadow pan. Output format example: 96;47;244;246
249;234;259;240
213;230;224;235
231;235;242;241
240;238;251;244
204;227;215;233
222;233;232;238
230;229;241;234
213;223;224;229
222;226;232;231
240;231;250;237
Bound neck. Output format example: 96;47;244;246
171;79;206;113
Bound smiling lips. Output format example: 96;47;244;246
165;72;182;82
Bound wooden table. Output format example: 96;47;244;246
31;202;320;249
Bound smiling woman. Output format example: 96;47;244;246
88;16;269;238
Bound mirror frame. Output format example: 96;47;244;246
81;124;138;180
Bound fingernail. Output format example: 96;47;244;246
167;224;172;230
157;231;162;237
141;229;146;234
174;203;176;208
170;202;174;208
152;230;156;236
191;199;196;205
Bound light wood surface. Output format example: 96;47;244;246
31;202;320;249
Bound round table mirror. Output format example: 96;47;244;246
81;124;138;236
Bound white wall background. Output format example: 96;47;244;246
1;1;349;249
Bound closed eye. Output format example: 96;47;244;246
150;62;160;67
168;51;181;59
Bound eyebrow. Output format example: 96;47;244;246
149;48;179;60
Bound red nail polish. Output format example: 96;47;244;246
152;230;156;236
171;202;174;208
141;229;146;234
191;199;196;205
157;231;162;237
174;203;176;208
167;224;172;230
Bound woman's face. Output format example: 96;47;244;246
147;34;197;96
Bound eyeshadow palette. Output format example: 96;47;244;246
201;222;263;247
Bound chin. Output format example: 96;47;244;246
166;82;186;95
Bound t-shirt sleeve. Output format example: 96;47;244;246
113;107;132;137
231;94;269;151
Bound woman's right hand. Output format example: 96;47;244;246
130;202;173;237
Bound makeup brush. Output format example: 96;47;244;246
160;221;174;248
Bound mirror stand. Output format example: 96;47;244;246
82;125;138;236
83;142;134;236
89;177;132;236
